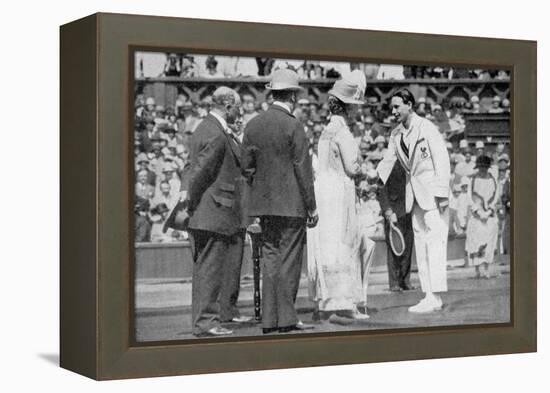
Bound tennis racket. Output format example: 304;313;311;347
389;221;406;257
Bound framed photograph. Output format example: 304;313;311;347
60;12;536;380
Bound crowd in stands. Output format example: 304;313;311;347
135;52;511;81
133;55;511;264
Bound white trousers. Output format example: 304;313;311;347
411;202;449;293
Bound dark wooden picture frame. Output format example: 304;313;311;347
60;12;536;380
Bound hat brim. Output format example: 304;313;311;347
328;91;364;105
265;83;304;91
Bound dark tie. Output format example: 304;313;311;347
400;133;409;159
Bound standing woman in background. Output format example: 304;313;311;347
465;155;501;279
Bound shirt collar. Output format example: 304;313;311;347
209;111;228;132
401;112;421;137
272;101;292;114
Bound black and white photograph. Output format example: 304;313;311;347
132;51;511;341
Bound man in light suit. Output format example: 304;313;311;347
242;68;318;334
184;86;248;337
377;89;451;313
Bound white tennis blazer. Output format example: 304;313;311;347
377;113;451;213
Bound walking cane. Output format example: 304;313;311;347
247;221;262;322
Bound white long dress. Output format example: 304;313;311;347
307;115;375;312
465;174;501;265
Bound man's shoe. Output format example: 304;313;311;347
230;315;253;323
195;326;233;337
279;322;315;333
296;320;315;330
390;286;403;292
262;327;279;334
401;284;417;291
408;298;439;313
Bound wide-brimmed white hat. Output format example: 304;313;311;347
265;68;303;91
328;70;366;105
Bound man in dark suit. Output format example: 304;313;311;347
242;68;318;334
185;86;248;337
378;161;415;292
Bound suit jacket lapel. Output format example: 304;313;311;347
393;126;411;172
403;115;426;173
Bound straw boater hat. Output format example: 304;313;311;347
459;139;469;149
265;68;303;91
328;70;366;105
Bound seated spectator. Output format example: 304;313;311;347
501;98;511;113
376;64;405;80
363;63;380;80
160;162;181;195
319;61;351;79
179;101;201;133
368;135;387;163
180;55;200;77
136;169;155;200
136;153;156;186
149;203;174;243
202;55;224;78
255;57;275;76
134;197;152;242
357;138;374;162
217;56;259;77
162;53;182;77
495;70;509;80
152;181;178;210
242;94;259;126
488;95;505;113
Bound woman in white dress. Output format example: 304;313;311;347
307;71;375;320
465;155;501;278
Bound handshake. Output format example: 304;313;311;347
384;208;398;224
307;209;319;228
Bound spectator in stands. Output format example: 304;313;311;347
134;197;152;242
218;56;259;77
358;138;373;162
136;153;156;186
152;180;178;210
501;98;511;113
475;140;485;157
376;64;405;80
162;53;182;77
179;101;201;133
359;115;379;141
495;70;509;80
149;203;175;243
202;55;224;78
488;95;505;114
180;55;200;77
255;57;275;76
160;162;181;197
242;94;259;126
369;135;387;163
136;169;155;200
